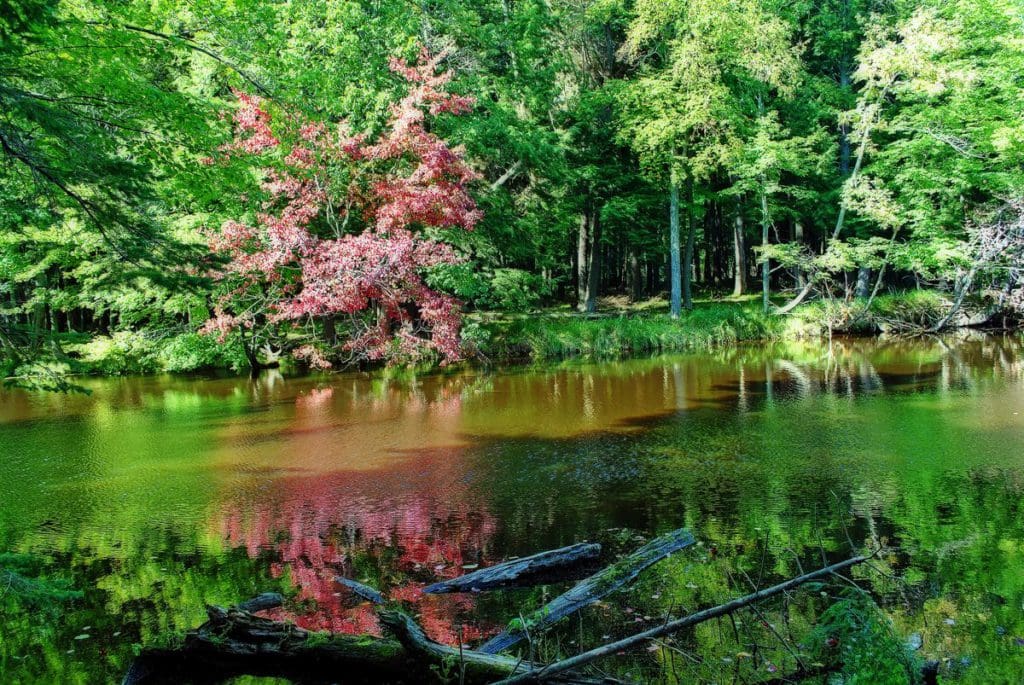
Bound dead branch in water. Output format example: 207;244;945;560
491;554;868;684
479;529;695;654
423;542;602;594
336;577;385;604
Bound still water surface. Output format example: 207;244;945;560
1;336;1023;682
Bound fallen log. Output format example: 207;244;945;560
478;528;695;654
491;554;869;685
423;543;601;594
234;592;284;613
336;576;385;604
378;611;609;684
122;605;413;685
122;604;606;684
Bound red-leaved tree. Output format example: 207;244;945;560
203;48;480;368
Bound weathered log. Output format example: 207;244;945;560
378;610;608;684
234;592;284;613
492;554;869;685
122;604;607;685
478;528;695;654
423;542;601;594
122;605;413;685
336;576;385;604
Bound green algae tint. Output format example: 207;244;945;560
1;335;1023;683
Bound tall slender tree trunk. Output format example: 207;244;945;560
31;274;46;350
793;220;807;289
733;202;747;296
682;174;696;310
702;210;714;286
669;170;682;318
839;74;851;177
323;315;337;346
584;209;601;313
629;249;642;302
760;187;771;313
576;205;589;311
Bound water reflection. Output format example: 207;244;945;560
213;455;500;642
1;333;1023;682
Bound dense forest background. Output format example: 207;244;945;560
2;0;1023;386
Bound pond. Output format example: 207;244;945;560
1;335;1023;683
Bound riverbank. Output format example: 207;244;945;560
469;290;978;362
17;289;1010;381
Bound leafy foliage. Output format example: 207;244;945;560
204;49;480;366
808;590;923;684
2;0;1024;382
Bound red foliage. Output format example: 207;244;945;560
204;48;480;364
214;465;501;643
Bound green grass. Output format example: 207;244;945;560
469;291;971;364
472;301;789;362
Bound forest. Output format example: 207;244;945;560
2;0;1023;387
3;2;1024;684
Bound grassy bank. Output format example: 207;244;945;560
471;301;787;361
9;291;973;384
470;291;959;363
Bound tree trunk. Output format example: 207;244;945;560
584;208;600;313
683;201;696;310
576;207;589;311
761;187;771;313
239;328;261;378
323;315;337;345
733;202;747;296
669;172;682;318
681;170;696;310
793;220;807;289
629;249;642;302
839;65;852;177
125;604;601;685
493;554;870;685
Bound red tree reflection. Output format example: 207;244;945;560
213;450;501;644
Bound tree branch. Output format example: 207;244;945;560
493;554;869;685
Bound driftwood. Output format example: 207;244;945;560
122;536;879;685
479;528;695;654
234;592;285;613
122;604;413;685
123;601;607;685
492;554;869;685
336;576;385;604
423;543;602;594
378;611;610;684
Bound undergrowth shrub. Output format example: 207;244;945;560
807;590;922;684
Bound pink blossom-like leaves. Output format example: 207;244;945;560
205;49;478;365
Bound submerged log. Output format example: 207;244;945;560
478;528;695;654
378;611;608;684
123;604;606;684
493;554;869;685
336;576;385;604
122;605;412;685
234;592;284;613
423;542;601;594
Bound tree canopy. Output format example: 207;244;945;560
2;0;1023;382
